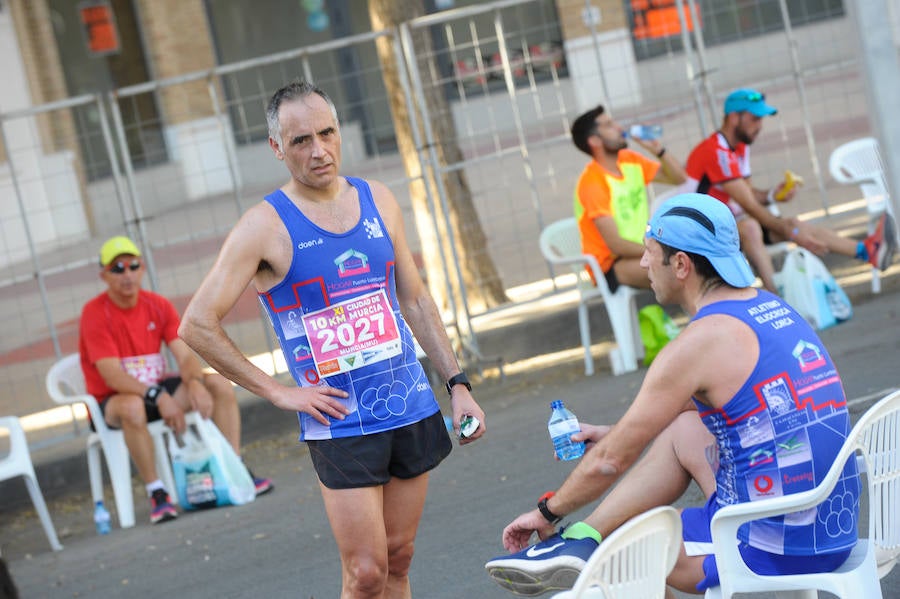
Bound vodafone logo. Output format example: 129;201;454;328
754;475;774;494
304;369;320;385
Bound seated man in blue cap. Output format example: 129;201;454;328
679;87;895;293
79;236;273;524
486;193;860;596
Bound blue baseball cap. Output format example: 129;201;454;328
646;193;755;288
724;88;777;117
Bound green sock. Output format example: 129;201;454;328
560;521;602;543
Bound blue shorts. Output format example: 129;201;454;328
681;493;853;592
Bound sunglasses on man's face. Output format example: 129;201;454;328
106;259;142;274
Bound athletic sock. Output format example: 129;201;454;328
560;521;603;543
856;241;868;261
145;479;165;497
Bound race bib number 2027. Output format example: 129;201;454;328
301;289;402;377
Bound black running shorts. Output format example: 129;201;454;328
604;260;621;293
307;410;452;489
98;376;182;429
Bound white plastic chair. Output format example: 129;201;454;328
829;137;895;293
704;388;900;599
45;353;203;528
539;218;643;376
0;416;63;551
551;506;682;599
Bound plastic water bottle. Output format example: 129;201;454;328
548;400;585;461
94;500;111;535
627;124;663;141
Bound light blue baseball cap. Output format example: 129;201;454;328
646;193;755;288
724;88;777;117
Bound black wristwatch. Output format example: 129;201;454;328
143;385;163;404
537;491;563;525
445;372;472;395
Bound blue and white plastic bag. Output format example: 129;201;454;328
775;248;852;330
168;418;255;510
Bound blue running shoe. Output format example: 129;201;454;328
244;465;273;496
149;488;177;524
485;530;599;596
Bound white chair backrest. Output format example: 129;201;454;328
539;218;585;264
0;415;64;551
0;416;31;472
46;353;88;403
539;218;612;296
559;506;682;599
829;137;885;185
852;389;900;570
706;389;900;599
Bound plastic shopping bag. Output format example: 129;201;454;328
774;248;852;330
168;418;255;510
638;304;680;366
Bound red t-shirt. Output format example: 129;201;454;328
78;290;181;400
684;131;751;205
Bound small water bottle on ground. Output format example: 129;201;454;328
94;500;111;535
627;124;663;141
548;400;585;461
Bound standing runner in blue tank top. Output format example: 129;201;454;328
179;81;485;598
260;177;438;440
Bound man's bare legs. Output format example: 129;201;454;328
103;394;159;483
741;212;876;293
612;258;651;289
794;221;859;257
105;374;243;486
736;218;777;292
580;412;717;594
320;474;430;599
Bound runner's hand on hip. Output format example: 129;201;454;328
272;385;350;425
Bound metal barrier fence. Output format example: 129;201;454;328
0;0;896;418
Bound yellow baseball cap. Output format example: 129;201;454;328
99;236;141;266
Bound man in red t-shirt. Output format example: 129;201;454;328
571;105;686;291
78;236;272;524
682;88;896;292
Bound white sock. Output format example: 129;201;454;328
145;480;165;497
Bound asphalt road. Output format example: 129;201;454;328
3;278;899;598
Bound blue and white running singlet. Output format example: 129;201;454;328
259;177;439;441
691;289;859;556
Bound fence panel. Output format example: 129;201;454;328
0;0;897;419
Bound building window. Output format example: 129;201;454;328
626;0;845;61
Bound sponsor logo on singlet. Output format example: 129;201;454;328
334;249;370;278
363;217;384;239
298;237;324;250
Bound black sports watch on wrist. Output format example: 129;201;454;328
537;491;563;525
143;385;163;404
445;372;472;395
